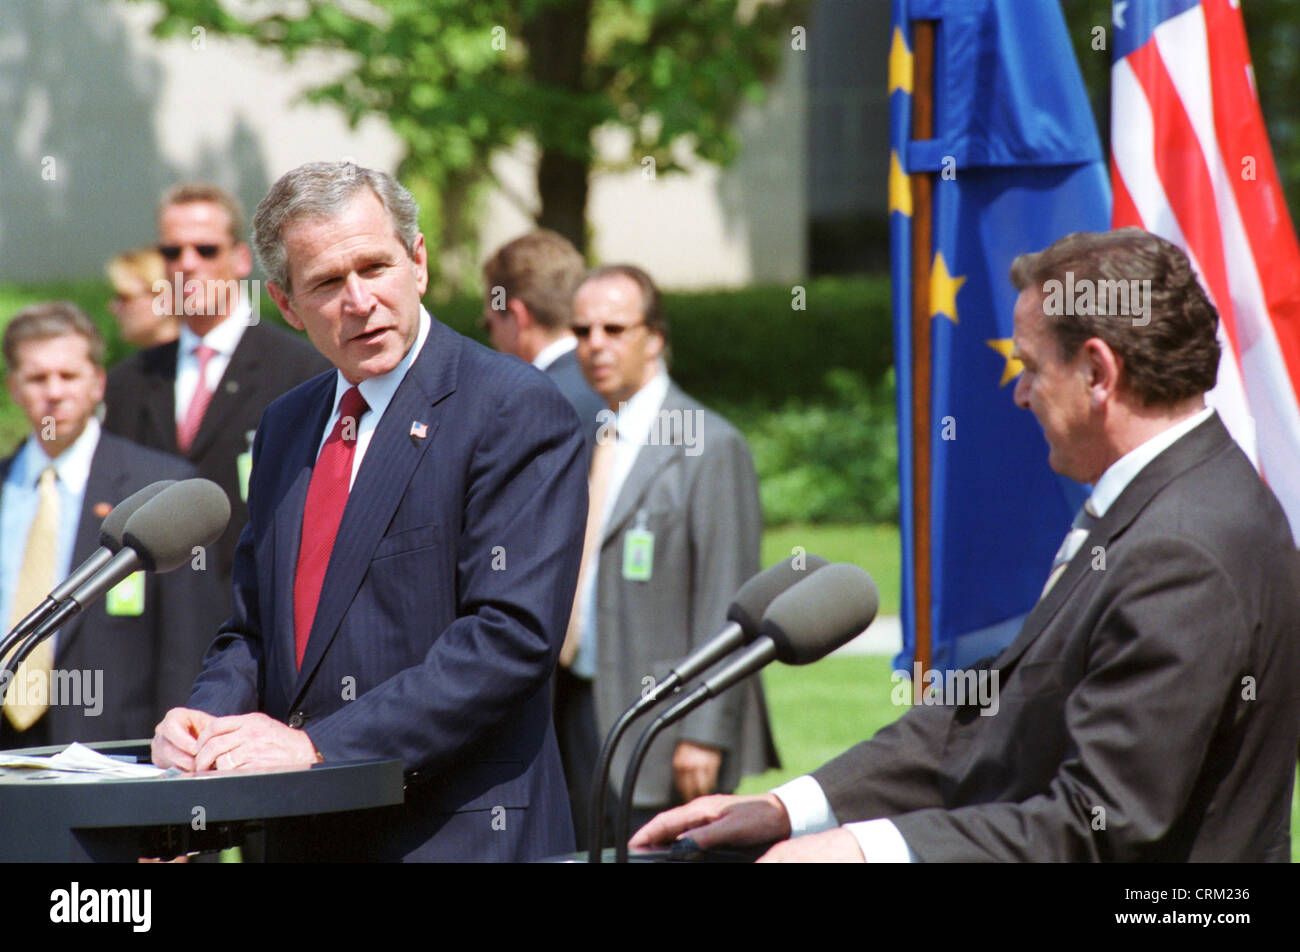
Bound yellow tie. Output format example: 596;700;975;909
561;431;617;668
3;466;60;730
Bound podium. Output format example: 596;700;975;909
0;739;404;862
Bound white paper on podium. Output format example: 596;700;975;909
0;742;166;779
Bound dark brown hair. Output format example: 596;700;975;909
1010;228;1219;406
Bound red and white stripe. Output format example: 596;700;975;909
1111;0;1300;539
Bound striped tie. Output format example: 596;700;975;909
1040;502;1099;599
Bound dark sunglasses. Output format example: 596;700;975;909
572;321;644;340
158;243;222;261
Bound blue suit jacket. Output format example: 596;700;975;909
187;317;587;861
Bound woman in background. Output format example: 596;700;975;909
106;247;178;348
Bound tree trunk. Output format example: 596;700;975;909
536;149;589;254
524;0;594;254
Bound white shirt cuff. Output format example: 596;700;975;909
845;819;915;863
770;775;839;836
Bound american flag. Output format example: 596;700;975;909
1110;0;1300;538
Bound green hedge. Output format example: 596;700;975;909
0;276;897;525
431;275;892;410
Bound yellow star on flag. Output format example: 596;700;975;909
889;150;911;217
889;27;912;95
930;252;965;324
985;338;1024;387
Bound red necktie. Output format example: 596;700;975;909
294;386;369;668
177;344;217;452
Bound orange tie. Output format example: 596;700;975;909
561;429;617;667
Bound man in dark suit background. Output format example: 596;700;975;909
480;229;605;460
573;264;779;837
480;228;607;843
632;228;1300;862
103;183;330;593
151;161;586;861
0;303;223;749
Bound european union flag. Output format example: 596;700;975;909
890;0;1111;670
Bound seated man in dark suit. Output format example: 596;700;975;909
151;161;587;862
0;303;223;749
480;228;607;844
104;183;330;597
633;228;1300;862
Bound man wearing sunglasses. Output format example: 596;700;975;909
104;184;329;598
571;264;779;837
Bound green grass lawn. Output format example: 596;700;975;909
738;654;1300;860
761;523;900;617
738;654;903;792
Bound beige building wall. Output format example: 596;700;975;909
0;0;805;289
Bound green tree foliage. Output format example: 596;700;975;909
123;0;808;280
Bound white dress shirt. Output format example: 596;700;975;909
775;405;1216;862
174;304;252;424
315;306;432;488
532;335;577;372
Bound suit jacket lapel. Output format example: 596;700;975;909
995;414;1234;672
188;324;262;460
601;382;690;544
267;374;336;704
52;438;129;664
140;343;181;454
292;322;460;700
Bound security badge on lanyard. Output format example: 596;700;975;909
622;509;654;582
236;430;256;503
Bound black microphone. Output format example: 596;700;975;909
652;554;830;707
613;562;879;862
81;478;231;604
2;480;230;676
0;480;177;660
662;563;879;723
586;554;830;862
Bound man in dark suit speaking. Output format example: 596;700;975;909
151;162;588;862
633;228;1300;862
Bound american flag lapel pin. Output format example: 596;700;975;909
410;420;428;442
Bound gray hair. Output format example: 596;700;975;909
252;161;420;293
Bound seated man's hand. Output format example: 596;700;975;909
756;828;865;863
193;712;319;771
672;740;723;801
629;793;792;852
151;707;215;772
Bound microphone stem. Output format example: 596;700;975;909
587;686;676;863
614;704;684;864
1;599;77;686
